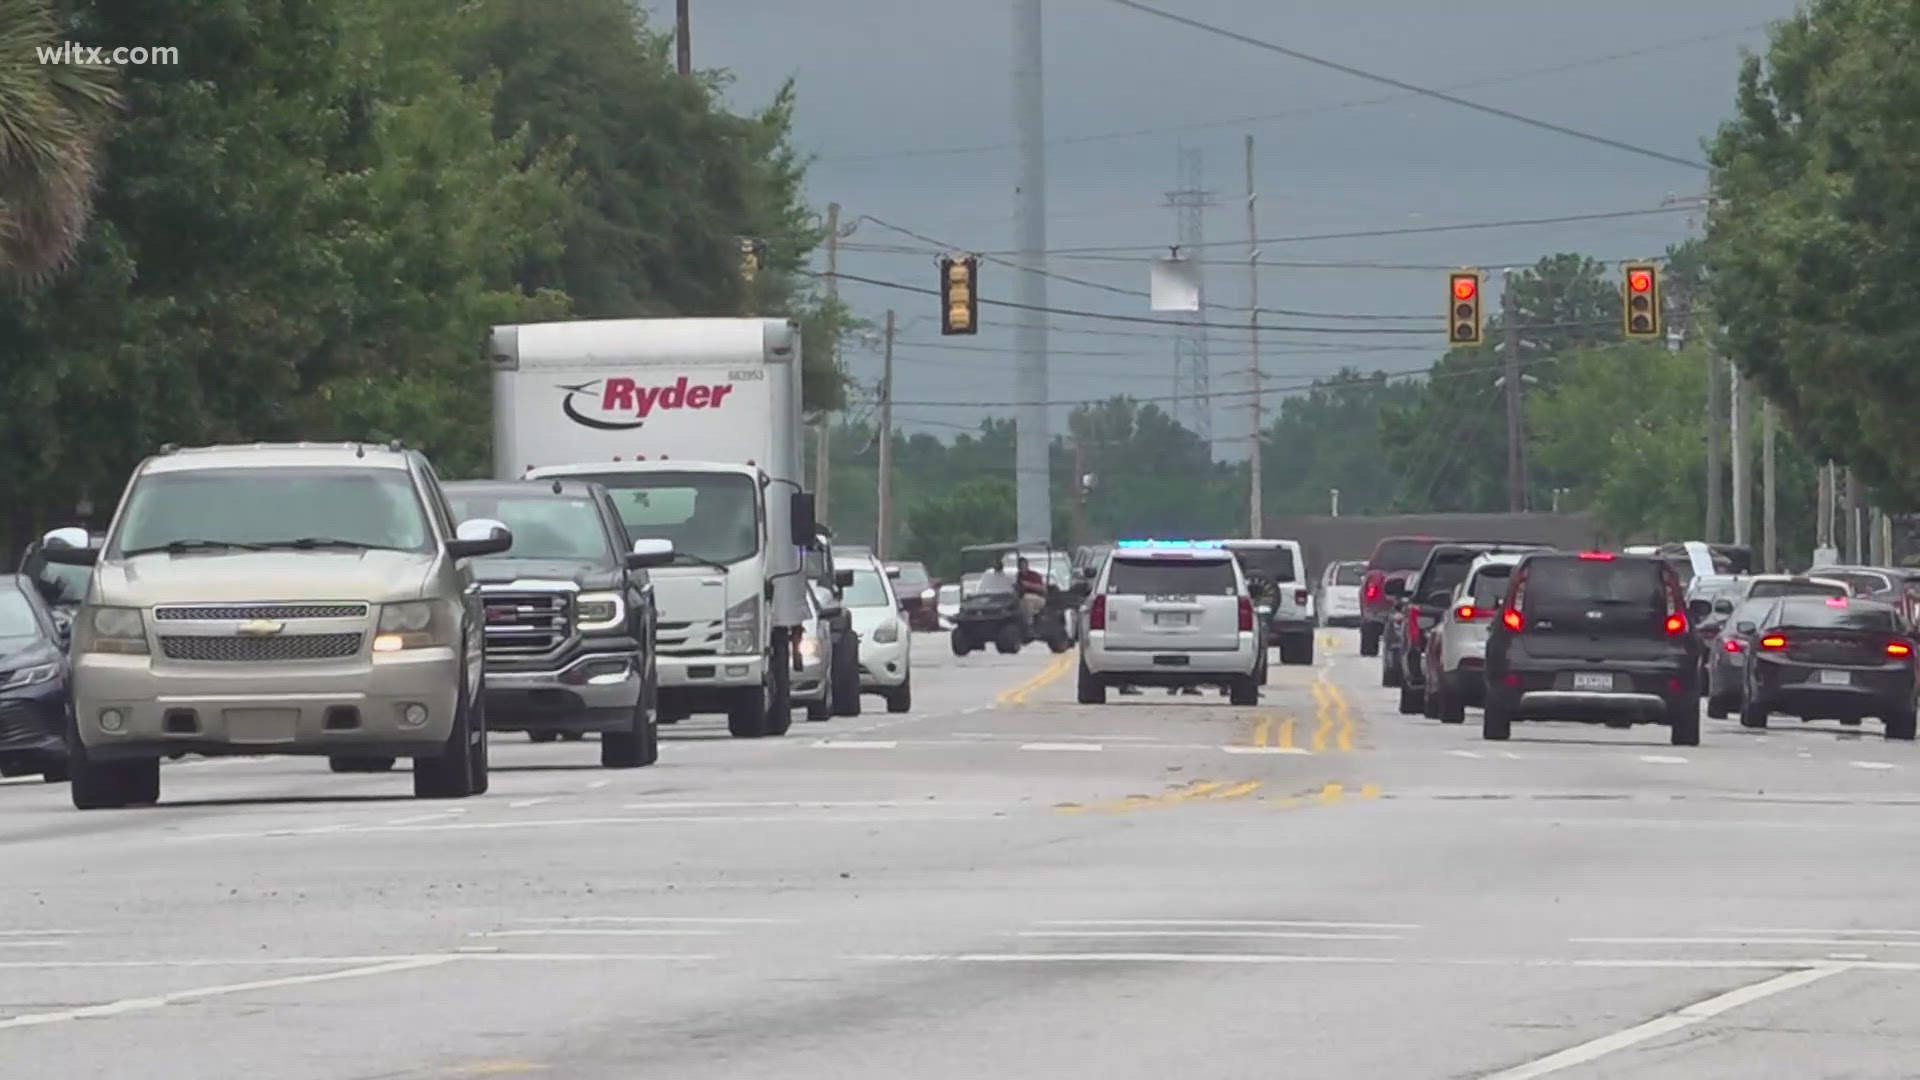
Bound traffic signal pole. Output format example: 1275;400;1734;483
1245;134;1262;537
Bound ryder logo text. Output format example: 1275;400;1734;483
559;376;734;431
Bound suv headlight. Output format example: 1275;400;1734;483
723;596;760;655
576;591;625;633
74;606;147;655
872;620;900;644
0;662;58;691
374;600;453;652
797;630;820;663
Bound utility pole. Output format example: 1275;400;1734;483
1011;0;1051;543
1730;370;1749;546
1244;134;1261;537
1844;468;1861;563
1502;269;1524;512
1070;433;1090;551
1704;351;1724;541
675;0;691;76
876;310;895;560
815;202;840;526
1762;399;1777;572
1817;460;1835;560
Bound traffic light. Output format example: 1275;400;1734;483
1623;262;1661;338
941;255;979;335
1448;271;1483;346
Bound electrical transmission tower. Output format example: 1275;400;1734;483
1164;145;1216;448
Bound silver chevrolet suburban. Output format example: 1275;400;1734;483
41;442;512;809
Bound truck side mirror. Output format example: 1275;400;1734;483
1687;599;1711;621
1713;598;1734;615
39;527;98;567
449;518;513;559
835;568;855;588
1735;621;1756;635
626;537;675;569
789;493;817;548
885;566;901;579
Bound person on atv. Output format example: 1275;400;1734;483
1015;557;1047;636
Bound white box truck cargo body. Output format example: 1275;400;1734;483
489;317;810;738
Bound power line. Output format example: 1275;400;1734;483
1099;0;1711;172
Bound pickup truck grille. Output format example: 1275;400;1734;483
657;619;723;657
159;633;363;662
481;590;571;658
154;603;368;621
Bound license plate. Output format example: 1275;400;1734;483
1818;670;1851;686
1572;672;1614;691
1155;612;1191;627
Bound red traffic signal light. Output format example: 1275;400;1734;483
1622;262;1660;338
1448;271;1483;346
1452;277;1478;301
1627;268;1653;293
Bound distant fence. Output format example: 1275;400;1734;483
1262;512;1614;578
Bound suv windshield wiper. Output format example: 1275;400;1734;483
259;537;402;551
121;539;271;556
672;552;733;572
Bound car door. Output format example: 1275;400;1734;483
1099;555;1242;652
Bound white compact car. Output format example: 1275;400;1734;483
1318;560;1366;627
1077;542;1261;706
1427;552;1525;723
845;555;911;713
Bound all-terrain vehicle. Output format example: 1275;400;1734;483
949;541;1084;656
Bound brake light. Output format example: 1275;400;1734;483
1501;608;1523;632
1294;588;1309;606
1454;604;1478;621
1889;641;1913;658
1759;633;1787;651
1723;638;1743;653
1088;595;1107;631
1664;613;1686;636
1238;596;1254;633
1363;572;1383;602
1578;551;1615;561
1407;613;1422;646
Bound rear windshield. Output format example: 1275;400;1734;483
1468;566;1512;608
1821;571;1893;596
1772;598;1898;631
1334;562;1365;586
1107;558;1237;596
890;563;931;592
1231;547;1296;582
1371;539;1436;573
1415;552;1479;603
1523;558;1666;611
1747;579;1847;601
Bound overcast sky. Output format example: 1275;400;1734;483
644;0;1798;453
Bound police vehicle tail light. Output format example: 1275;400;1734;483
1087;595;1107;631
1237;597;1254;633
1293;588;1309;606
1887;641;1913;658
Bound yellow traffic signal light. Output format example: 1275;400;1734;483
1623;262;1661;338
1448;271;1483;346
941;255;978;335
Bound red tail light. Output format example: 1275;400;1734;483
1759;633;1787;651
1501;608;1524;632
1664;613;1686;636
1578;551;1615;561
1237;596;1254;633
1888;641;1913;658
1454;604;1478;622
1723;638;1743;653
1294;588;1309;606
1088;595;1107;631
1363;571;1383;602
1406;613;1423;646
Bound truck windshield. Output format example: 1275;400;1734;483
586;472;759;566
111;468;433;556
445;493;611;564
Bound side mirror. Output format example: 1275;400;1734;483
448;518;513;559
626;537;675;569
43;526;89;550
1383;578;1407;599
1687;599;1711;621
53;613;72;647
1079;566;1097;580
1712;598;1734;615
885;566;901;579
789;492;817;548
38;526;98;566
1735;621;1756;635
835;568;855;588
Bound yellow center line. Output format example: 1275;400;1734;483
1204;780;1262;801
1334;678;1355;752
1359;784;1381;799
1310;681;1333;752
1250;716;1273;748
998;651;1075;706
1319;782;1345;803
1278;717;1296;750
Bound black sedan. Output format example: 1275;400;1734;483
0;574;71;781
1733;595;1917;739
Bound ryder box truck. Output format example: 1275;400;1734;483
489;318;816;738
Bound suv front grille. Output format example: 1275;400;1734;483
154;603;369;621
159;633;363;662
481;590;571;657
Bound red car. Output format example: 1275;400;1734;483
1359;536;1449;658
886;561;940;632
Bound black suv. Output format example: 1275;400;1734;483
1483;551;1701;746
1728;595;1917;739
444;479;674;767
1389;541;1550;714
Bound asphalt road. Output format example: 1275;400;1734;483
7;629;1920;1078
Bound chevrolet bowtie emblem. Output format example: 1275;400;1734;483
237;619;284;636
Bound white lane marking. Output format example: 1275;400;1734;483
810;740;898;749
618;800;1002;811
0;776;41;786
384;810;466;826
1575;937;1920;948
183;813;1005;841
0;931;86;937
1020;742;1103;752
467;929;725;938
0;942;67;949
0;956;457;1031
508;797;558;809
1639;755;1689;765
1714;927;1920;937
1476;965;1847;1080
1498;751;1521;759
1038;919;1421;930
514;917;797;925
1447;750;1484;759
1018;930;1402;941
585;779;612;790
1223;746;1309;755
1851;761;1898;770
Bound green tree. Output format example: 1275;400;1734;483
904;476;1015;581
1259;369;1422;516
0;0;118;285
1063;397;1239;540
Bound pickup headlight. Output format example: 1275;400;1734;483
576;591;625;633
0;662;58;691
797;631;820;663
723;596;760;655
872;620;900;644
374;600;454;653
920;588;936;601
74;606;147;655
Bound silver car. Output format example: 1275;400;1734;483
42;442;512;809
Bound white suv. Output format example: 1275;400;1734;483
1427;552;1525;724
1077;543;1260;706
1217;539;1315;665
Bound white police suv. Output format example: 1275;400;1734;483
1077;541;1261;706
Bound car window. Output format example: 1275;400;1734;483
112;467;433;555
1467;566;1512;609
1231;547;1295;582
1107;558;1237;596
1334;562;1365;586
586;472;759;566
445;493;612;563
891;564;931;593
1747;579;1847;600
1522;559;1666;612
24;552;90;605
1417;552;1478;603
845;566;893;608
0;585;41;641
1727;597;1777;629
1371;539;1435;572
1772;598;1898;631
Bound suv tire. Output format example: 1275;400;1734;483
806;679;834;722
1077;660;1106;705
1482;696;1513;741
71;756;160;810
1281;635;1314;666
763;636;794;737
1705;692;1732;720
1397;681;1422;715
1666;696;1700;747
1885;706;1917;741
1359;624;1381;656
330;756;396;773
884;681;912;714
1738;701;1768;729
1438;674;1466;724
831;633;862;716
602;698;659;768
728;684;769;737
1228;675;1259;707
415;688;484;799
